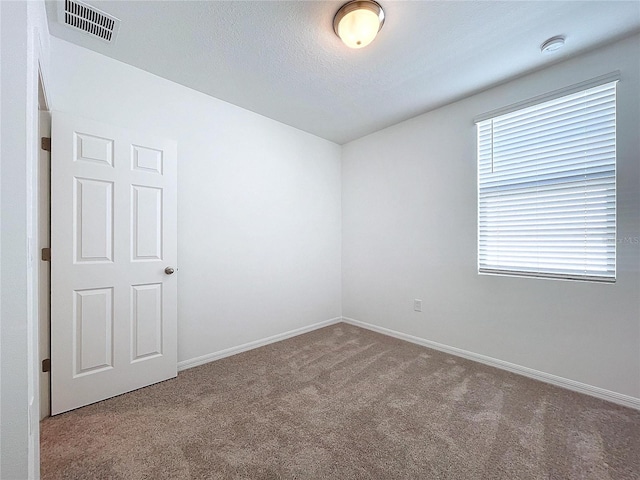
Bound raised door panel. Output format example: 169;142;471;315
131;185;163;261
75;132;114;167
132;145;163;175
74;288;114;376
131;283;163;361
74;178;114;263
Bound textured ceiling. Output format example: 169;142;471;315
46;1;640;144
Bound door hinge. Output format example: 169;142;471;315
41;247;51;261
42;358;51;373
41;137;51;152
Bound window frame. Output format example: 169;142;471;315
475;74;619;283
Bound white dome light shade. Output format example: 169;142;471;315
337;8;380;48
334;1;385;49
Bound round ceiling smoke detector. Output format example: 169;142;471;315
540;36;566;54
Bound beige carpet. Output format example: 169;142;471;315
41;323;640;479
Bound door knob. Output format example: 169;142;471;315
164;266;175;275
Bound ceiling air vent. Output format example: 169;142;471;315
58;0;120;43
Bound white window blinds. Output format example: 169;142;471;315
477;80;617;282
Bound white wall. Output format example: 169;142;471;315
342;34;640;401
0;7;29;475
1;1;51;478
0;1;4;474
49;37;342;365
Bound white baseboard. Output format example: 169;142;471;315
177;317;342;372
342;316;640;411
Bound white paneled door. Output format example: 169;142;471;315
51;112;177;415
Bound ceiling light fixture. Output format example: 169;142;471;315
333;0;385;49
540;36;566;54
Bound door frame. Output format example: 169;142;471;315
38;71;51;420
0;4;51;477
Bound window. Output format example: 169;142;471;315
477;78;617;282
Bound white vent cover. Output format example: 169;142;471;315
57;0;120;43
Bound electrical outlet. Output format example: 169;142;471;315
414;299;422;312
